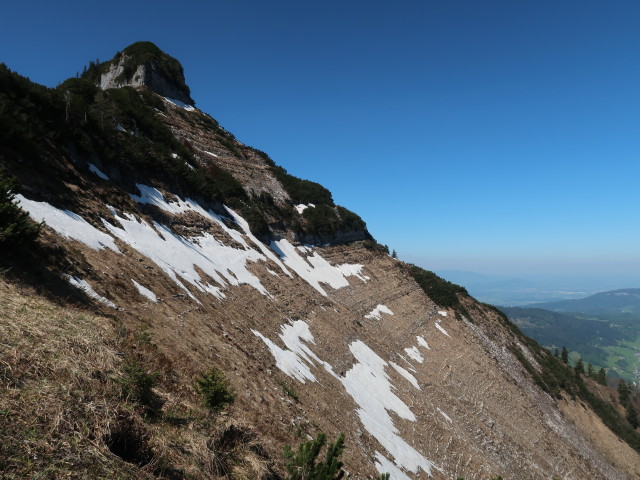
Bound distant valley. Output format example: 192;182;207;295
499;288;640;382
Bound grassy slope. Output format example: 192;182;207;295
0;279;275;479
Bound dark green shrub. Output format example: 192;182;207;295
0;170;41;252
195;368;235;412
284;433;345;480
117;361;159;405
406;264;468;312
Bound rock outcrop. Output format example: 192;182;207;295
92;41;194;105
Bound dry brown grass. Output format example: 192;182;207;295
0;279;279;479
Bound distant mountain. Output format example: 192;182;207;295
529;288;640;316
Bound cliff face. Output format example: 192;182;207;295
90;41;195;105
2;44;640;480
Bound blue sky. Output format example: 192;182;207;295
2;1;640;278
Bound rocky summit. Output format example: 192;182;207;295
2;42;640;480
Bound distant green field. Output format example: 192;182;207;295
501;305;640;381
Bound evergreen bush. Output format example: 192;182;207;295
0;170;41;252
284;433;345;480
195;368;235;412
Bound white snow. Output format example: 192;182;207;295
102;210;269;301
88;163;109;180
337;263;370;282
435;322;451;337
365;304;394;320
389;361;420;390
404;346;424;363
15;195;120;252
254;322;438;477
225;207;291;277
374;452;412;480
170;153;179;159
436;407;453;423
164;97;196;111
416;336;431;350
270;239;365;296
294;203;316;214
204;150;218;157
266;268;279;276
252;320;336;383
65;275;116;308
131;279;157;302
130;184;195;215
341;341;438;476
437;310;448;317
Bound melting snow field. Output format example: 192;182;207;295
270;239;367;296
103;211;267;300
252;320;336;383
416;336;430;349
365;304;394;320
65;275;116;308
131;279;158;302
15;195;120;252
254;320;438;479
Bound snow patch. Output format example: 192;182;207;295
341;341;438;476
374;452;412;480
294;203;316;214
338;263;370;282
131;279;157;303
404;346;424;363
435;322;451;337
270;239;363;296
15;195;120;252
164;97;196;111
437;310;448;317
389;361;420;390
437;407;452;423
252;320;336;383
65;275;116;308
365;304;394;320
102;210;269;301
88;163;109;180
204;150;218;157
416;336;430;349
254;324;438;477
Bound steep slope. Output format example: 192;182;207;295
2;42;640;479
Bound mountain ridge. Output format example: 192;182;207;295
2;42;640;479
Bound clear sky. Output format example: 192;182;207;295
2;1;640;278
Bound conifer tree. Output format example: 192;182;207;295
284;433;345;480
627;403;639;429
587;362;594;378
596;367;607;386
561;346;569;364
618;379;630;406
574;357;584;375
0;170;41;252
